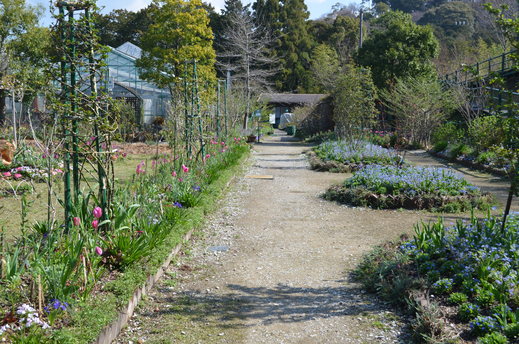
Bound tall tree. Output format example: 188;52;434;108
136;0;216;95
95;6;155;48
418;1;475;41
372;0;427;13
0;0;41;125
356;11;439;89
277;0;315;92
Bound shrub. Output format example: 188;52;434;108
459;303;481;322
356;214;519;341
475;288;496;308
448;292;468;305
432;122;464;145
503;323;519;340
478;332;509;344
470;316;499;336
476;151;498;165
468;115;504;151
432;141;449;153
432;278;454;295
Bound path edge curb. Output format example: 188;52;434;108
92;174;239;344
93;228;194;344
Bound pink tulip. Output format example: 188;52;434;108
73;217;81;226
178;178;183;182
205;154;211;160
181;164;189;173
2;172;11;177
16;167;23;171
171;171;177;177
136;161;145;174
92;206;103;219
95;246;103;255
13;173;22;179
92;220;99;229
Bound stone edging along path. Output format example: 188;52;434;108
92;173;239;344
94;229;195;344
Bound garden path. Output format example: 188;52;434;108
115;133;513;344
116;132;425;343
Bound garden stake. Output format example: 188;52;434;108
68;7;80;203
216;81;221;138
38;275;43;315
224;79;228;138
85;7;108;223
193;60;205;158
82;254;88;291
58;4;72;232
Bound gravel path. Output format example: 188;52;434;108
115;133;516;344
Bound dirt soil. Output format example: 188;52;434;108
115;132;517;344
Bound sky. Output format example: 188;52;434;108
28;0;360;26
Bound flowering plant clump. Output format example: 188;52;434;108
324;165;492;212
311;140;403;172
346;165;478;196
355;214;519;341
0;304;51;339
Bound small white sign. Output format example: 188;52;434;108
269;114;276;124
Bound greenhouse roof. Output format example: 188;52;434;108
116;42;142;59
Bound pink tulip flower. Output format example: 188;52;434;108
92;206;103;219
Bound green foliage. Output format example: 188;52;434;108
381;77;456;147
331;65;377;139
432;122;465;146
314;140;402;166
431;278;453;295
448;292;468;305
95;6;154;47
137;0;216;94
277;0;315;92
418;2;475;40
372;0;427;13
468;116;504;151
478;332;509;344
356;11;439;90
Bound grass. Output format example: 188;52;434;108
0;153;154;241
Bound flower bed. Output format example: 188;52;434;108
354;214;519;343
0;139;250;343
309;140;403;172
324;165;492;212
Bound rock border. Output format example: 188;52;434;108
93;174;239;344
94;228;194;344
323;185;493;212
306;151;362;173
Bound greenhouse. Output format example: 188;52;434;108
106;42;170;124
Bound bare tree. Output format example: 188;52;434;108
218;8;279;129
474;0;519;51
452;83;489;124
